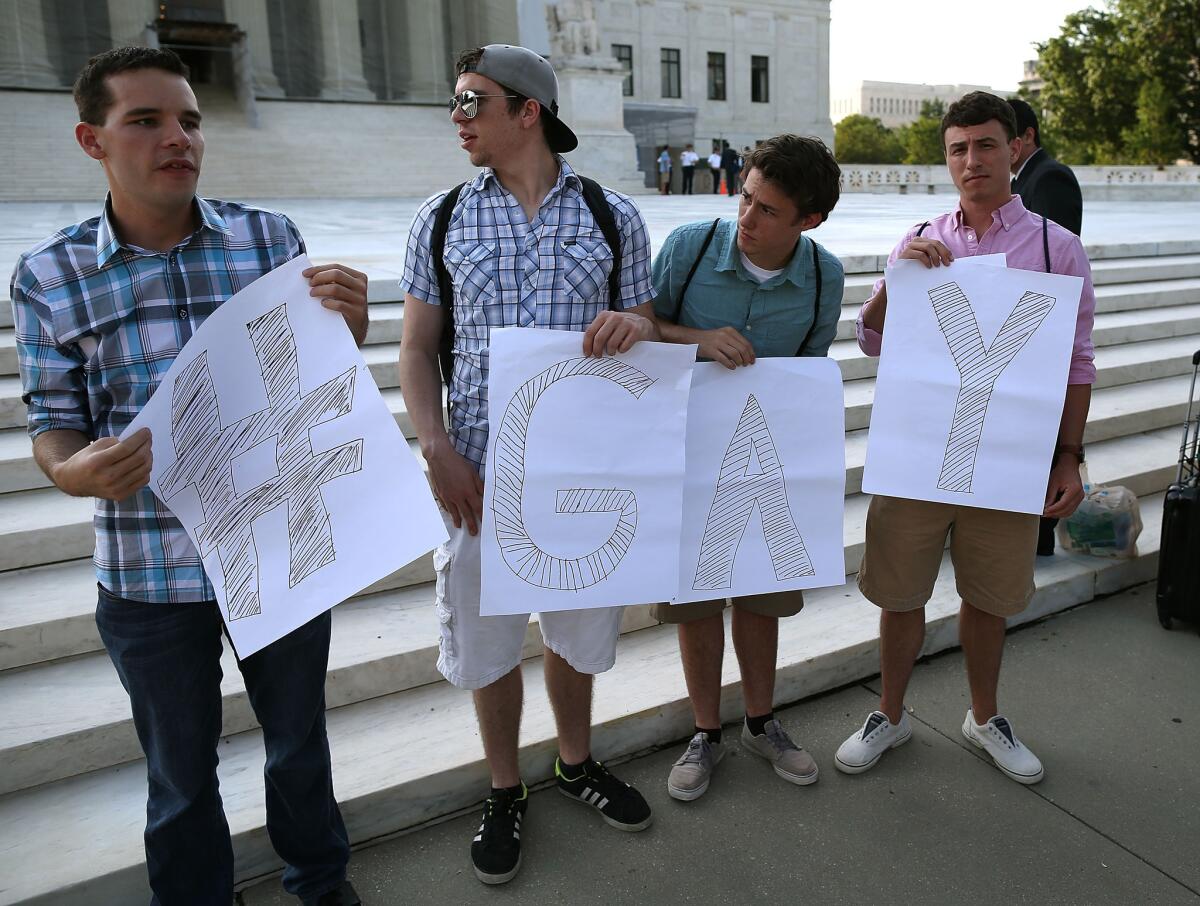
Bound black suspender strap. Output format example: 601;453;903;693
915;221;930;237
671;218;721;323
432;182;468;387
576;175;623;310
1042;214;1051;273
794;239;824;356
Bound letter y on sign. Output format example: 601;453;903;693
928;283;1055;493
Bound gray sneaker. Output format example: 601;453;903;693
741;719;819;785
667;732;725;801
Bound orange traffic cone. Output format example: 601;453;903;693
719;172;727;195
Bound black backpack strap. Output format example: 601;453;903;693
915;220;930;237
432;182;467;387
671;218;722;323
1042;214;1051;273
577;175;622;309
794;238;824;356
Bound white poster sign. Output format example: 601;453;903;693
480;327;696;615
123;255;447;656
674;358;846;605
863;259;1083;514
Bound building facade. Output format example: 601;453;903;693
0;0;832;197
832;80;1009;128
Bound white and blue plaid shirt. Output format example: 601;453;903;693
401;158;654;472
11;197;304;603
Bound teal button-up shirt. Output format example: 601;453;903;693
651;218;844;358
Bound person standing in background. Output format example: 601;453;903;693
708;146;723;194
680;144;699;195
658;145;673;194
1008;97;1084;556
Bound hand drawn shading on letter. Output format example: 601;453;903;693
157;304;363;620
929;283;1055;493
491;357;652;590
692;394;813;591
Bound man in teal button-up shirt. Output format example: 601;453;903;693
649;134;844;801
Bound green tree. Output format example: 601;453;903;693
919;99;946;120
834;114;903;164
1034;0;1197;163
898;113;944;164
1123;79;1181;165
1120;0;1199;162
1036;7;1140;163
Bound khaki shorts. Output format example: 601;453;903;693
650;590;805;625
856;495;1039;618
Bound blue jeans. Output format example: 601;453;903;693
96;585;349;905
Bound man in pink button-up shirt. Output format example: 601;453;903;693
834;92;1094;787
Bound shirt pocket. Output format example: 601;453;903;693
444;241;498;307
562;236;615;306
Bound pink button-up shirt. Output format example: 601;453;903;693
856;195;1096;385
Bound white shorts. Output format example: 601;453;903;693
433;516;626;690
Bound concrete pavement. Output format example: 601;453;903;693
4;197;1200;287
240;582;1200;906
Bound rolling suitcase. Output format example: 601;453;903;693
1156;349;1200;630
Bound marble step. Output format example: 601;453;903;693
3;245;1198;330
0;366;1191;577
0;424;1178;795
3;268;1197;385
4;309;1199;494
832;322;1200;382
0;492;1165;906
351;277;1200;351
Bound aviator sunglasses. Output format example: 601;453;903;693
448;89;518;119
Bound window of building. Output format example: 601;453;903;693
707;51;726;100
661;47;681;98
751;55;769;103
613;43;633;96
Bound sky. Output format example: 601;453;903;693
829;0;1099;96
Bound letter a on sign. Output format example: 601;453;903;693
692;395;814;591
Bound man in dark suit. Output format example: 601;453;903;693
1009;98;1082;236
1009;98;1084;556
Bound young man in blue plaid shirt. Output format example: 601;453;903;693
11;48;366;906
399;44;659;886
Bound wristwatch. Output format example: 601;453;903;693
1054;444;1085;464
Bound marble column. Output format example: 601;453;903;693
106;0;157;47
224;0;284;98
315;0;375;101
399;0;449;102
0;0;63;88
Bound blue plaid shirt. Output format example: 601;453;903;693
11;197;304;603
400;158;655;472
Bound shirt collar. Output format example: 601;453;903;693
476;154;579;196
716;221;809;287
952;194;1029;234
1013;146;1043;182
95;195;232;268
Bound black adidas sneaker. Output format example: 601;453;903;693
470;783;528;884
555;757;652;832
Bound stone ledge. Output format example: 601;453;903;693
0;493;1164;906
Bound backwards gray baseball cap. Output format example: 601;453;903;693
463;44;578;153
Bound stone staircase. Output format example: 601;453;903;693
1;242;1197;904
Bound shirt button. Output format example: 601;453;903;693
177;306;187;319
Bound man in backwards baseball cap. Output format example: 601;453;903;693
398;44;659;885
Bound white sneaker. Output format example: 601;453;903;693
961;710;1044;784
834;710;912;774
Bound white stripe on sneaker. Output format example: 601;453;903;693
597;797;609;809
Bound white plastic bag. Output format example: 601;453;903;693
1057;465;1142;558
